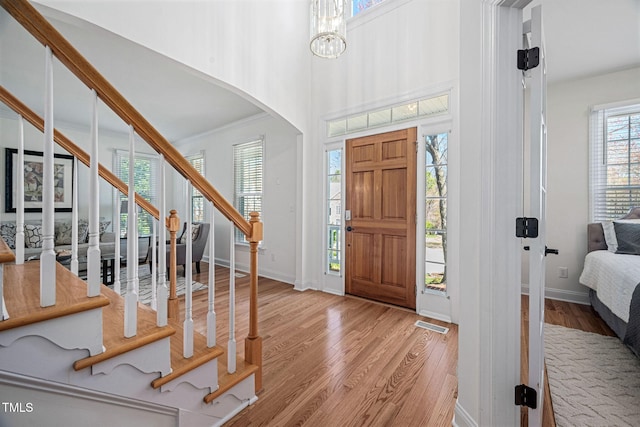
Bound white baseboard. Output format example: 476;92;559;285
453;400;478;427
418;310;453;324
321;288;344;296
213;257;295;285
294;280;318;292
521;284;590;305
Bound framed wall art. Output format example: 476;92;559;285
5;148;74;213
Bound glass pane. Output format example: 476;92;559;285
606;139;629;164
631;139;640;163
347;114;368;132
368;108;391;127
392;103;418;121
426;199;446;230
630;163;640;185
328;200;342;225
328;250;341;272
419;94;449;116
328;119;347;137
425;133;448;166
607;164;629;185
607;116;629;141
352;0;385;17
193;196;204;222
631;115;640;139
329;150;342;175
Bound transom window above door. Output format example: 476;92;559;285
327;93;449;138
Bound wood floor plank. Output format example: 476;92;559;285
186;264;612;426
186;264;458;426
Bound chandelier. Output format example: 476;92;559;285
310;0;347;58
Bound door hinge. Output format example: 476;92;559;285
517;47;539;71
516;217;538;238
515;384;537;409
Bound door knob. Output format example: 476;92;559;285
346;226;353;232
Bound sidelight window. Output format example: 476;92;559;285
425;132;447;292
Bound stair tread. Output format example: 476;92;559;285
151;321;224;389
73;284;175;371
0;261;110;332
203;353;259;404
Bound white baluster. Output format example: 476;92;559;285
40;46;56;308
151;220;157;310
113;187;122;295
15;116;24;265
228;222;236;374
124;125;138;338
207;202;216;347
70;157;79;275
183;180;194;358
86;90;101;297
157;156;168;327
0;265;7;320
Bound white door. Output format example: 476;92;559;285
527;5;548;426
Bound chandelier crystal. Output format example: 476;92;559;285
310;0;347;59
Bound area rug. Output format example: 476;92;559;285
544;324;640;426
117;266;207;305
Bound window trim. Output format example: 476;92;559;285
589;98;640;222
233;137;264;245
186;151;206;223
113;149;159;237
324;146;344;276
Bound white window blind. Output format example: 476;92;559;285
233;139;263;242
589;100;640;221
114;150;158;236
187;153;205;222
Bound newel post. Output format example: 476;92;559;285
246;211;263;392
167;209;180;319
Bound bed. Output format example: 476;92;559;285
579;207;640;356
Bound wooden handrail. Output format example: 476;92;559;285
0;85;159;220
0;237;16;264
1;0;252;238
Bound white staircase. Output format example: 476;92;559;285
0;262;257;427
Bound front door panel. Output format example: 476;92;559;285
345;128;417;309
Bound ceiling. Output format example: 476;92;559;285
0;1;639;142
0;5;265;142
526;0;640;84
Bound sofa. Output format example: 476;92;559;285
0;219;116;262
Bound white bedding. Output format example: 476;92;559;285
579;250;640;323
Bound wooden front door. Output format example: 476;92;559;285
345;127;417;309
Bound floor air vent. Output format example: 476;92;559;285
415;320;449;334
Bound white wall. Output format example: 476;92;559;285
36;0;311;136
521;66;640;304
305;0;460;291
173;114;299;284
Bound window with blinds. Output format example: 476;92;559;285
233;139;263;243
187;153;205;222
589;101;640;221
114;150;158;236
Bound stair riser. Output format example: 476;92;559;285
0;308;103;356
0;334;256;424
91;337;172;377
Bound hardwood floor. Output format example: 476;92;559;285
183;263;615;426
186;263;457;426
